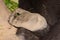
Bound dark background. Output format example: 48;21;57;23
18;0;60;40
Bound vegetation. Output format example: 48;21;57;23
4;0;18;12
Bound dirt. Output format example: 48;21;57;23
0;1;20;40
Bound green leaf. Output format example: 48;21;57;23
4;0;18;12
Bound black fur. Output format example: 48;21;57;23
8;0;60;40
18;0;60;40
18;0;58;26
16;27;40;40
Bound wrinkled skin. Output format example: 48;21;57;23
8;8;49;40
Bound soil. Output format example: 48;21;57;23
0;1;19;40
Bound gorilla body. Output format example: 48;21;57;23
8;0;59;40
8;8;49;40
18;0;58;26
16;0;59;40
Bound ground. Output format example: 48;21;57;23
0;0;19;40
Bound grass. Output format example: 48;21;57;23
4;0;18;12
